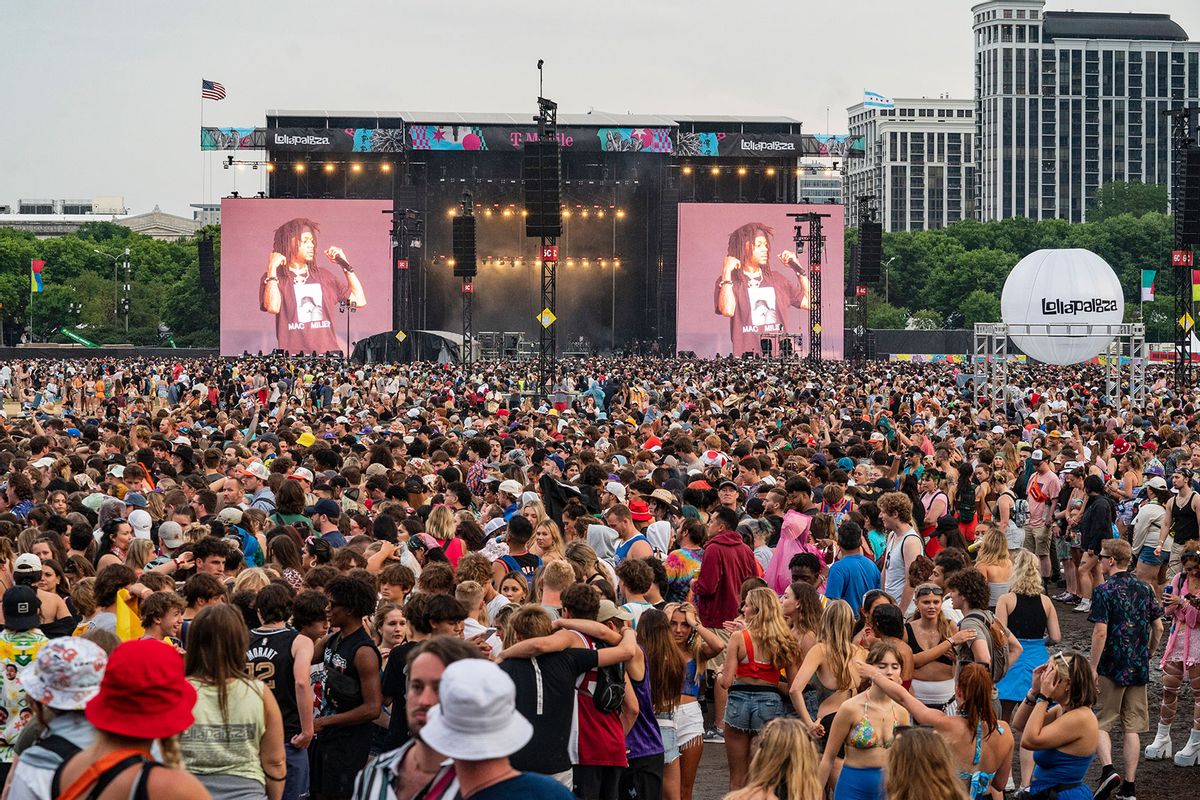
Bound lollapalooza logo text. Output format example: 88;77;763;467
1039;297;1119;315
274;134;331;146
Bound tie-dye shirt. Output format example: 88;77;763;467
664;547;703;604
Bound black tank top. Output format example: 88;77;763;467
1007;594;1048;640
1173;493;1199;545
322;626;380;738
247;626;301;738
905;621;953;666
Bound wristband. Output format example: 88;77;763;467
719;280;732;286
1034;693;1050;704
341;265;355;273
264;276;279;284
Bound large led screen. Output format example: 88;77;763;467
676;203;844;359
220;199;393;356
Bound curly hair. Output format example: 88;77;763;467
727;222;775;282
273;218;320;263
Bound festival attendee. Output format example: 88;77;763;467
53;639;208;800
789;600;865;760
1146;542;1200;766
5;637;108;800
414;658;573;799
247;582;316;800
879;493;923;615
1158;468;1200;581
816;641;911;800
823;520;880;611
721;718;823;800
883;726;969;800
1131;475;1171;599
971;525;1012;610
311;576;382;799
1089;537;1163;799
180;603;287;800
693;507;758;630
353;636;483;800
1076;475;1117;614
1024;451;1062;579
946;568;1022;682
664;602;724;800
1011;652;1099;800
0;586;47;781
720;587;802;790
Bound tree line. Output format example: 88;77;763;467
0;222;219;347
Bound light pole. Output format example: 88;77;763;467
883;257;897;304
338;299;357;359
92;247;130;328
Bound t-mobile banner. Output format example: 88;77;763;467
676;203;844;359
220;199;393;356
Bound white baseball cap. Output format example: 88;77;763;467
497;480;523;497
604;481;627;503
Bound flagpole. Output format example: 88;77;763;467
28;260;33;344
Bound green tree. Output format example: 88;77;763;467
865;291;909;329
1087;181;1169;221
909;309;942;330
960;289;1001;326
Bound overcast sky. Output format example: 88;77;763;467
5;0;1200;216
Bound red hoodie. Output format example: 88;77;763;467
693;529;758;628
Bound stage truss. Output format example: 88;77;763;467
972;323;1147;412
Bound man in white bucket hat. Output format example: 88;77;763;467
418;659;572;800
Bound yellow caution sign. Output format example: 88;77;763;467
1181;313;1195;333
812;323;823;334
394;331;407;342
537;308;557;328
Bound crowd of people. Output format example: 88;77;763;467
0;353;1194;800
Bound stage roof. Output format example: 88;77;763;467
265;110;801;127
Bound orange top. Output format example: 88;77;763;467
735;629;781;685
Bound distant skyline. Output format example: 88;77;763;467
5;0;1200;216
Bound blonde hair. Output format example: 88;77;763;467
455;580;487;624
818;599;858;691
744;588;802;670
1008;549;1044;596
534;520;567;562
521;500;549;528
725;718;822;800
974;524;1010;567
124;539;157;572
233;568;271;594
425;506;457;542
884;727;967;800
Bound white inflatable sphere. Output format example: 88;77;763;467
1000;249;1125;366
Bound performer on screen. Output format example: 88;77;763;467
714;222;810;356
260;217;367;353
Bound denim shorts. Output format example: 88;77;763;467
1138;544;1165;567
656;712;679;764
723;686;785;733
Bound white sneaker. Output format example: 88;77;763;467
1073;599;1091;613
1005;776;1015;792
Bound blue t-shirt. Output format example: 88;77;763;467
824;553;881;615
471;773;574;799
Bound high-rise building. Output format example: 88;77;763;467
973;0;1200;222
844;97;976;231
797;160;844;205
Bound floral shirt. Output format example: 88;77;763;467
1089;570;1161;686
0;629;48;762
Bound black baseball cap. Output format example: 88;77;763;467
303;498;341;519
3;586;40;630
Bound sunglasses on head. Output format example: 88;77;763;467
915;585;944;598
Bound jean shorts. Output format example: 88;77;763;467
723;686;785;733
656;712;679;764
1138;544;1165;567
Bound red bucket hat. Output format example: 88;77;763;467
86;640;196;739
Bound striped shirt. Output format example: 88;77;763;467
351;739;458;800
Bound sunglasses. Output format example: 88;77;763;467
915;586;944;598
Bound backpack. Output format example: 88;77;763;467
574;632;625;714
1003;490;1029;529
963;610;1010;683
955;480;978;522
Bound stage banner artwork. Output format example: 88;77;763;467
1000;248;1125;366
220;199;393;356
202;128;405;152
407;125;673;153
672;132;865;158
676;203;845;359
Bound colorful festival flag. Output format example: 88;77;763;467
30;259;44;293
1141;269;1156;302
1193;269;1200;303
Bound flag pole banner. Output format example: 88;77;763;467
30;260;44;293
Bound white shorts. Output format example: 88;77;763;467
676;700;704;750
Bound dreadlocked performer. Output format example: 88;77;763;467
714;222;810;357
260;217;368;354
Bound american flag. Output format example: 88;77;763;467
201;79;226;101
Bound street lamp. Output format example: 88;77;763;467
338;299;357;359
92;247;130;330
883;257;897;304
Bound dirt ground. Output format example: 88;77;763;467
693;592;1194;799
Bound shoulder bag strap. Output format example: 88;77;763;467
55;750;152;800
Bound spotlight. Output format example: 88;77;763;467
581;209;589;218
351;163;362;173
737;167;747;176
616;209;626;219
682;166;693;175
766;167;776;176
448;258;457;268
447;208;457;217
596;210;605;218
562;209;571;219
567;259;575;267
515;259;522;267
582;258;590;267
613;259;621;268
323;163;335;173
520;209;528;217
294;163;305;173
600;259;608;267
265;163;275;172
710;167;721;176
502;208;512;217
484;209;493;217
381;163;392;173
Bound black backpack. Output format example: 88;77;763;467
955;480;978;522
591;656;626;714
